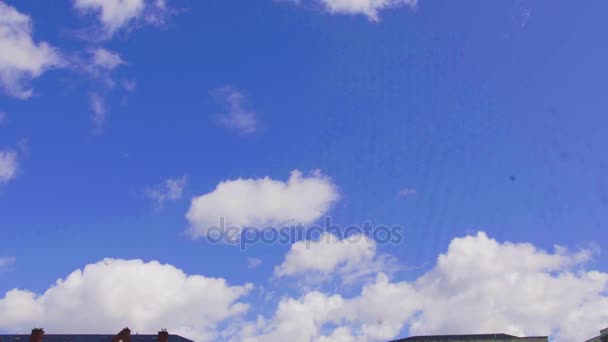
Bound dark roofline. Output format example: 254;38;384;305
0;335;193;342
391;333;549;342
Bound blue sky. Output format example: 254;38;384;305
1;1;608;341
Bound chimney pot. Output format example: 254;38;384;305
30;328;44;342
158;329;169;342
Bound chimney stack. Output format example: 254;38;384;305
158;329;169;342
30;328;44;342
111;327;131;342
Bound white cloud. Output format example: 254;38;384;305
0;259;252;341
89;92;106;133
145;175;188;210
0;257;15;269
122;79;137;92
234;273;418;342
396;187;416;200
235;232;608;342
248;257;263;269
409;232;605;342
79;48;126;88
2;233;606;342
0;112;6;125
0;149;19;184
73;0;171;38
285;0;417;21
212;86;258;135
275;233;397;285
186;170;339;239
92;47;125;70
78;49;126;132
0;2;62;99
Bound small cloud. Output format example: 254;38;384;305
122;79;137;92
73;0;175;39
520;7;532;28
0;112;6;125
396;187;416;200
92;47;125;70
78;48;126;88
15;138;30;156
282;0;417;22
145;175;188;210
0;257;15;270
0;148;19;184
77;49;127;133
212;85;258;135
89;92;106;134
247;257;262;269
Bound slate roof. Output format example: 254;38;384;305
391;334;549;342
0;335;193;342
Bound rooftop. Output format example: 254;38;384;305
391;333;549;342
0;335;193;342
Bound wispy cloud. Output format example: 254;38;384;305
89;92;107;134
247;257;262;269
0;149;19;184
77;47;127;89
76;48;129;133
212;85;258;135
520;7;532;28
145;175;188;210
122;79;137;92
0;257;15;270
396;187;416;200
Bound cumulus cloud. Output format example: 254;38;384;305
73;0;172;38
275;233;398;285
408;232;605;342
212;86;258;135
236;232;608;342
186;170;339;239
0;2;62;99
0;259;252;341
233;273;418;342
0;149;19;184
145;175;188;210
2;233;605;342
285;0;417;21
